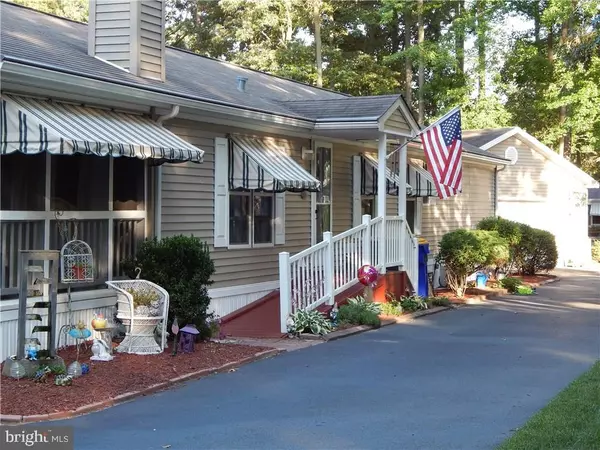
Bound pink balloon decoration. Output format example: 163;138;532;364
358;265;379;286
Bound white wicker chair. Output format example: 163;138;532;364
105;280;169;355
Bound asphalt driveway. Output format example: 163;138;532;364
53;270;600;450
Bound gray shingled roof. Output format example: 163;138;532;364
462;128;515;148
0;1;350;119
280;95;400;121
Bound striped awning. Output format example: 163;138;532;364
408;159;438;197
361;153;411;196
0;95;203;163
590;203;600;216
229;135;320;192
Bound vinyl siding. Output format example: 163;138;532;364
383;110;412;136
139;0;164;80
487;136;591;265
162;120;311;288
420;163;495;253
92;0;131;70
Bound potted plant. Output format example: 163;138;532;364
72;262;88;280
125;287;161;316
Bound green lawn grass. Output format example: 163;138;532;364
497;361;600;450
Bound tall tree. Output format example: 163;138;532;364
312;0;323;87
404;1;414;106
417;0;425;124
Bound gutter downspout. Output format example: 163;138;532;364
494;165;507;217
154;105;181;239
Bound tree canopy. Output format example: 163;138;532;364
12;0;600;179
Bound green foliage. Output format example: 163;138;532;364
477;216;523;271
437;228;509;297
346;296;382;314
516;285;534;295
500;276;522;294
288;309;332;336
399;295;429;312
122;235;215;328
592;240;600;263
125;287;160;309
428;296;451;307
380;301;403;316
338;303;381;328
513;225;558;275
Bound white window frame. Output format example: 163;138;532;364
311;141;333;245
227;190;275;250
0;153;148;295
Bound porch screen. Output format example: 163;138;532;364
229;136;320;193
360;153;410;196
0;94;204;163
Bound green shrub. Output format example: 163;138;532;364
122;235;215;328
500;276;522;294
288;309;332;336
437;229;509;297
592;240;600;262
346;296;382;314
477;216;522;271
428;296;451;307
380;301;403;316
339;303;381;327
400;295;429;312
516;285;534;295
514;225;558;275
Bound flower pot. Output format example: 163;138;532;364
72;265;85;280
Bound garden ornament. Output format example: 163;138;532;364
34;366;52;383
81;363;90;375
171;317;180;356
26;346;38;361
67;360;83;378
358;265;379;302
54;375;73;386
90;338;113;361
330;303;339;327
178;325;199;353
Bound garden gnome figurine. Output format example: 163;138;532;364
178;325;199;353
90;338;113;361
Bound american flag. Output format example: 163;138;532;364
421;108;463;199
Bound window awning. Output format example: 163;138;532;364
407;159;438;198
361;153;410;196
590;203;600;216
0;95;204;163
229;135;320;193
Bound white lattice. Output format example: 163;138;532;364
105;280;169;355
60;240;94;283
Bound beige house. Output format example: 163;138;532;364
463;127;599;267
0;1;510;354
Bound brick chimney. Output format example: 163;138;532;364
88;0;166;81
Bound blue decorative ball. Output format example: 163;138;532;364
81;363;90;375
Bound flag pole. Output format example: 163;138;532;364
386;106;461;160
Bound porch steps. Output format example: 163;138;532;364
220;270;412;339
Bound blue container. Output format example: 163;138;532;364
417;242;430;297
475;272;488;288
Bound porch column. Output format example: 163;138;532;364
397;137;408;269
397;137;408;219
377;131;387;274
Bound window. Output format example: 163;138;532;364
406;199;416;232
0;155;147;297
1;153;46;210
361;197;375;217
229;191;274;247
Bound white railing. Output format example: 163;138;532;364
403;220;419;292
279;214;420;333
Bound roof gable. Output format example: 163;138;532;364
464;127;598;187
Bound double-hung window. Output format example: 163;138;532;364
229;191;274;247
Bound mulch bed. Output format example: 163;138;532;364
430;287;502;304
0;341;270;416
510;274;557;286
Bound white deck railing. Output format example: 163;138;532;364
279;214;421;333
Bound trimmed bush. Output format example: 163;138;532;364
122;235;215;328
437;229;509;297
592;240;600;263
514;225;558;275
500;276;522;294
339;303;381;327
477;216;522;272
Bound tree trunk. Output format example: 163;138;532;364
417;0;425;125
313;0;323;88
475;0;486;99
547;25;554;61
558;19;569;156
455;0;465;75
404;2;413;106
534;2;541;51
